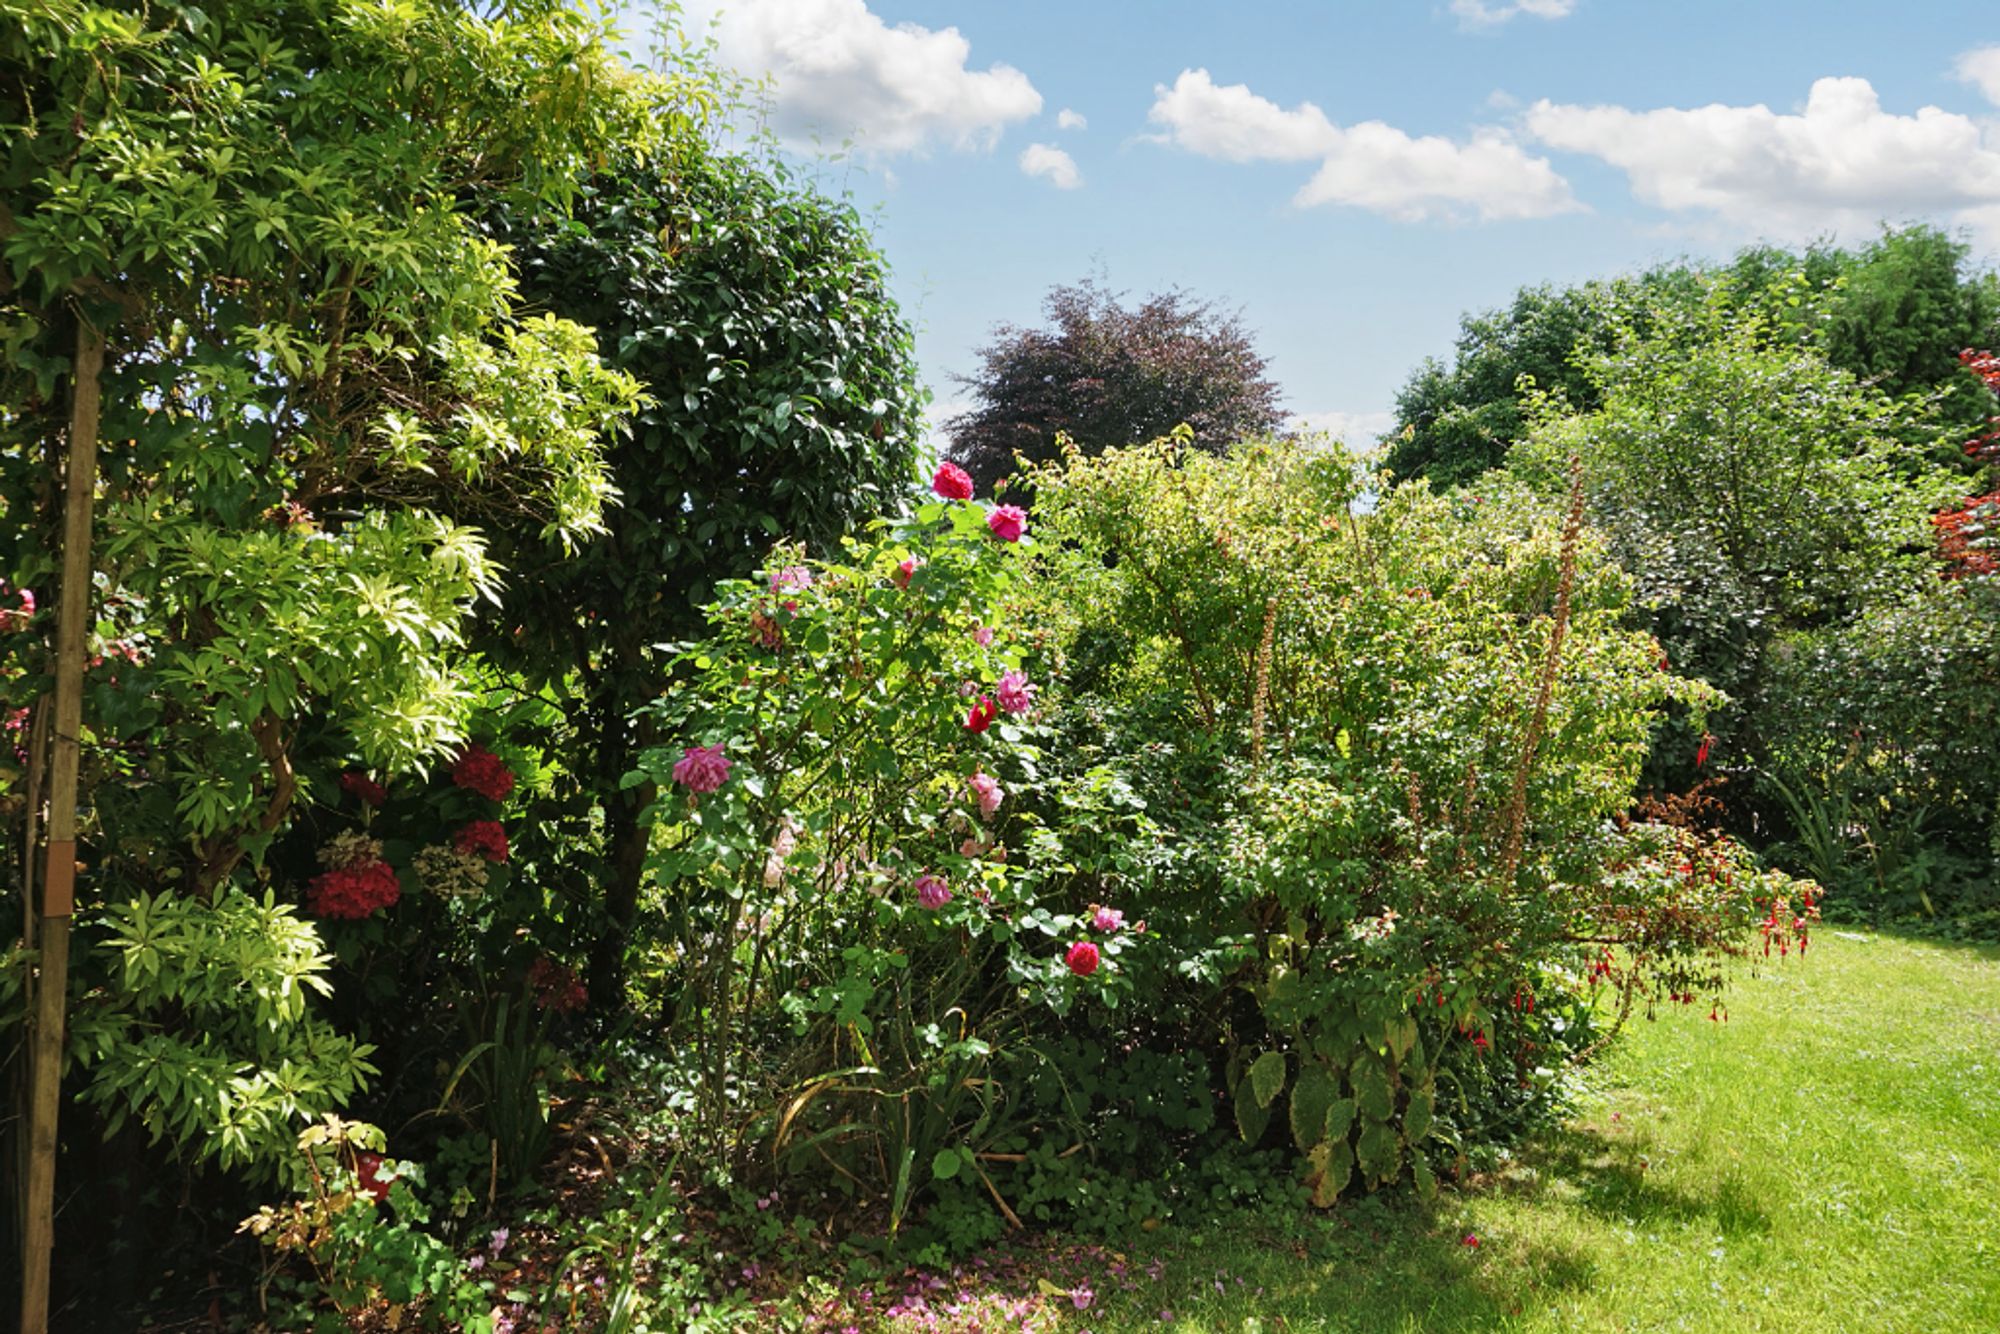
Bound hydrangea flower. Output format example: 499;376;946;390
453;819;509;863
932;461;975;500
996;669;1036;714
672;743;732;794
914;873;952;910
987;504;1027;542
1065;940;1100;977
339;770;386;807
308;860;401;919
451;744;516;802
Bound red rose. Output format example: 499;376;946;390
932;461;975;501
1064;940;1100;977
965;696;999;733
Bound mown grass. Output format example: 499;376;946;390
1063;930;2000;1332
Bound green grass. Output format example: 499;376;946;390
1078;930;2000;1332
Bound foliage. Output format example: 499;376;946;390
946;279;1284;493
1509;297;1952;797
476;141;927;1006
1387;225;2000;489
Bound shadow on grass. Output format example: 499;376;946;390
1508;1123;1772;1239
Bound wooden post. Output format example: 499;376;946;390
20;321;102;1334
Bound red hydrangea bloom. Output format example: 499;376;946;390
454;819;509;863
451;744;515;802
986;504;1028;542
1065;940;1100;977
672;743;732;793
965;696;999;733
528;957;588;1014
932;461;975;501
308;859;401;919
340;770;387;807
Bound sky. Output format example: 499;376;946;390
629;0;2000;449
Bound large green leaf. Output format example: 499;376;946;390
1289;1063;1338;1153
1234;1072;1273;1145
1307;1138;1354;1207
1352;1051;1395;1123
1248;1050;1288;1109
1357;1119;1403;1184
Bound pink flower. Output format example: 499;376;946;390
965;696;998;733
770;566;813;592
969;771;1004;821
932;462;975;501
914;873;952;910
454;819;509;863
451;744;516;802
893;556;923;589
339;770;386;808
986;504;1027;543
1065;940;1100;977
973;625;994;648
996;670;1035;714
16;589;32;614
1092;905;1124;932
1462;1233;1479;1248
672;744;732;794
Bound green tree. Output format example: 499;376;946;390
479;146;927;1006
0;0;676;1198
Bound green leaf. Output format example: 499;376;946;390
1234;1073;1272;1146
1357;1119;1402;1184
1289;1063;1338;1154
1248;1050;1287;1109
1306;1138;1353;1207
1352;1052;1394;1123
931;1147;962;1181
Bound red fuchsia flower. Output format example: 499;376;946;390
769;565;813;593
307;860;401;919
1065;940;1100;977
1092;905;1125;932
972;624;994;647
454;819;509;863
932;461;975;501
968;770;1004;821
892;556;923;589
340;770;387;807
986;504;1027;543
914;873;952;910
996;669;1036;714
1462;1233;1479;1249
671;743;731;794
1695;733;1713;768
527;956;587;1014
965;696;999;733
451;744;516;802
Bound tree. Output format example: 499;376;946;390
1;0;674;1305
946;280;1284;493
1387;226;2000;489
479;146;926;1008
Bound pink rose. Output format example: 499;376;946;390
996;669;1035;714
893;556;923;589
932;462;975;501
973;625;994;647
914;873;952;910
1091;906;1124;932
671;744;732;794
986;505;1027;543
969;770;1004;821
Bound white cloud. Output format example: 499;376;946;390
1019;142;1083;189
1525;76;2000;237
683;0;1041;155
1148;69;1580;222
1955;46;2000;107
1294;409;1396;445
1452;0;1578;27
1057;108;1088;131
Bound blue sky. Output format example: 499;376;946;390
639;1;2000;447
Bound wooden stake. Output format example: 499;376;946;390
20;320;102;1334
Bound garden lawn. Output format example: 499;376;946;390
1066;930;2000;1332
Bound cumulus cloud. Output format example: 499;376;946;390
1452;0;1579;26
1148;69;1580;222
683;0;1041;155
1019;142;1083;189
1955;46;2000;107
1057;108;1088;131
1525;76;2000;236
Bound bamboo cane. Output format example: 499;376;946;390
20;320;102;1334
